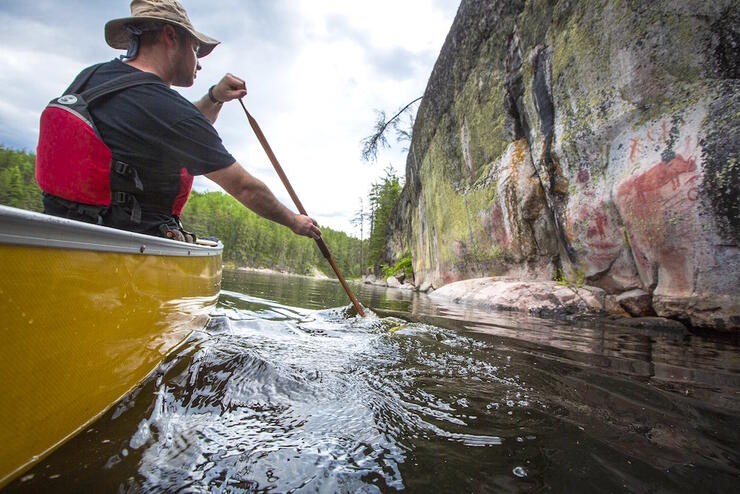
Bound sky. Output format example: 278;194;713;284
0;0;459;236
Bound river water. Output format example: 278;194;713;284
7;269;740;493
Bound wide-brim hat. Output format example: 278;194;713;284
105;0;219;58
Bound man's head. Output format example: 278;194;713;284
105;1;218;85
134;22;202;86
106;0;218;55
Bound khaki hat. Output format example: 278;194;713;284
105;0;219;58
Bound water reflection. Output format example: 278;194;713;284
7;270;740;493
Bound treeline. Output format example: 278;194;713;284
0;145;364;278
0;146;43;212
182;191;364;278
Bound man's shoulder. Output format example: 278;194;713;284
89;59;199;119
89;59;142;81
92;59;178;98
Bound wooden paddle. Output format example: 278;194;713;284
238;99;366;317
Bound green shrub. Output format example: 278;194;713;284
382;254;413;279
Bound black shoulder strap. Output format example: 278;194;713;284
64;63;106;95
81;71;167;105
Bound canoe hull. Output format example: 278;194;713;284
0;206;223;487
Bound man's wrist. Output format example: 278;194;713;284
208;85;223;105
290;213;304;234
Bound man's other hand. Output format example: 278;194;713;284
213;73;247;102
292;214;321;239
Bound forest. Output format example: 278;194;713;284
0;145;403;278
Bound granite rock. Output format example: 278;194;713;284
384;0;739;330
430;278;608;317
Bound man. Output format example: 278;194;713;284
38;0;321;242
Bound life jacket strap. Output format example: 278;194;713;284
80;72;165;106
111;191;142;224
63;63;106;95
42;193;107;225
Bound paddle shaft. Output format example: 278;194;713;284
238;99;366;317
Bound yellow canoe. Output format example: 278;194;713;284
0;205;223;487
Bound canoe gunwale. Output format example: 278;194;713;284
0;205;222;257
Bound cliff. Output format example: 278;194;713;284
386;0;739;329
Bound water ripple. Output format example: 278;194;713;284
8;272;739;493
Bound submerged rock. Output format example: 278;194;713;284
616;289;655;317
386;276;401;288
362;275;386;287
417;280;436;293
610;317;688;332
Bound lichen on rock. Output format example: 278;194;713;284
383;0;739;330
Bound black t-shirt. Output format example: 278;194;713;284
69;59;235;232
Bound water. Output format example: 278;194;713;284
8;270;740;492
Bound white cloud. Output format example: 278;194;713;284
0;0;458;235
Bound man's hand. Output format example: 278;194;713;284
206;162;323;240
292;214;322;240
195;74;246;123
212;73;247;102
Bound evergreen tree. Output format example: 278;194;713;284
0;145;43;212
366;164;402;271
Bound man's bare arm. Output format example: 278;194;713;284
194;73;248;124
206;162;321;239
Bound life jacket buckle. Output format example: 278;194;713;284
110;190;142;224
113;160;129;174
111;191;129;205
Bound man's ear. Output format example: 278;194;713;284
162;24;178;49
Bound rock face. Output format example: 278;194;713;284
388;0;739;330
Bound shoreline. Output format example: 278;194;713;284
233;265;328;280
228;264;362;282
365;275;737;333
228;270;735;333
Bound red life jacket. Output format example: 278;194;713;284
35;65;194;225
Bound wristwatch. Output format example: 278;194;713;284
208;85;223;104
